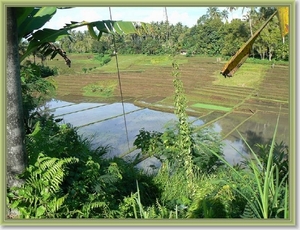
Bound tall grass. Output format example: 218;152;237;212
199;110;289;218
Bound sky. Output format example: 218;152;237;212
43;7;244;31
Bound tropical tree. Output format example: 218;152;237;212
221;19;249;57
206;7;221;19
274;37;289;61
220;6;289;77
242;7;259;37
221;9;229;23
255;8;281;61
193;16;225;56
7;7;26;190
197;14;208;25
227;6;238;21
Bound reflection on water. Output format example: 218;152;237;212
42;99;289;167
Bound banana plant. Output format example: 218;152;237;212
17;7;150;63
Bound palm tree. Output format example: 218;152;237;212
197;14;208;25
221;9;229;22
227;7;237;22
242;7;258;37
206;7;221;19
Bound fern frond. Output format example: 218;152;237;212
48;194;67;213
241;199;262;218
26;153;78;193
82;201;107;217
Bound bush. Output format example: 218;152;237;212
103;55;111;63
39;65;58;78
185;50;193;57
133;126;224;174
82;67;87;73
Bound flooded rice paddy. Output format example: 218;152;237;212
45;56;290;170
42;97;289;170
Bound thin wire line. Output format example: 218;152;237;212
109;7;130;152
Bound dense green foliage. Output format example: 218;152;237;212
20;62;57;134
55;7;288;61
7;114;160;218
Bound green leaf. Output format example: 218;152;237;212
115;21;137;34
16;7;34;27
20;29;70;61
35;205;46;217
21;76;26;83
93;20;141;35
28;121;41;137
18;7;57;40
11;200;20;209
41;190;51;200
7;192;15;198
30;28;69;41
87;24;98;39
94;21;110;33
97;31;103;41
20;16;149;61
19;207;30;218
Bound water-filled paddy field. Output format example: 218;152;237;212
45;55;290;169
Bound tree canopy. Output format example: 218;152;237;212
40;7;289;64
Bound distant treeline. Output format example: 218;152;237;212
27;7;290;61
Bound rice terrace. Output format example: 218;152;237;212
44;54;289;166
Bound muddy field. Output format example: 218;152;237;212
49;56;290;150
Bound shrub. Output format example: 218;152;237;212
39;65;58;77
185;50;193;57
187;170;248;218
82;67;88;73
101;55;111;65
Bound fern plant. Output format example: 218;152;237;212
7;153;78;218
